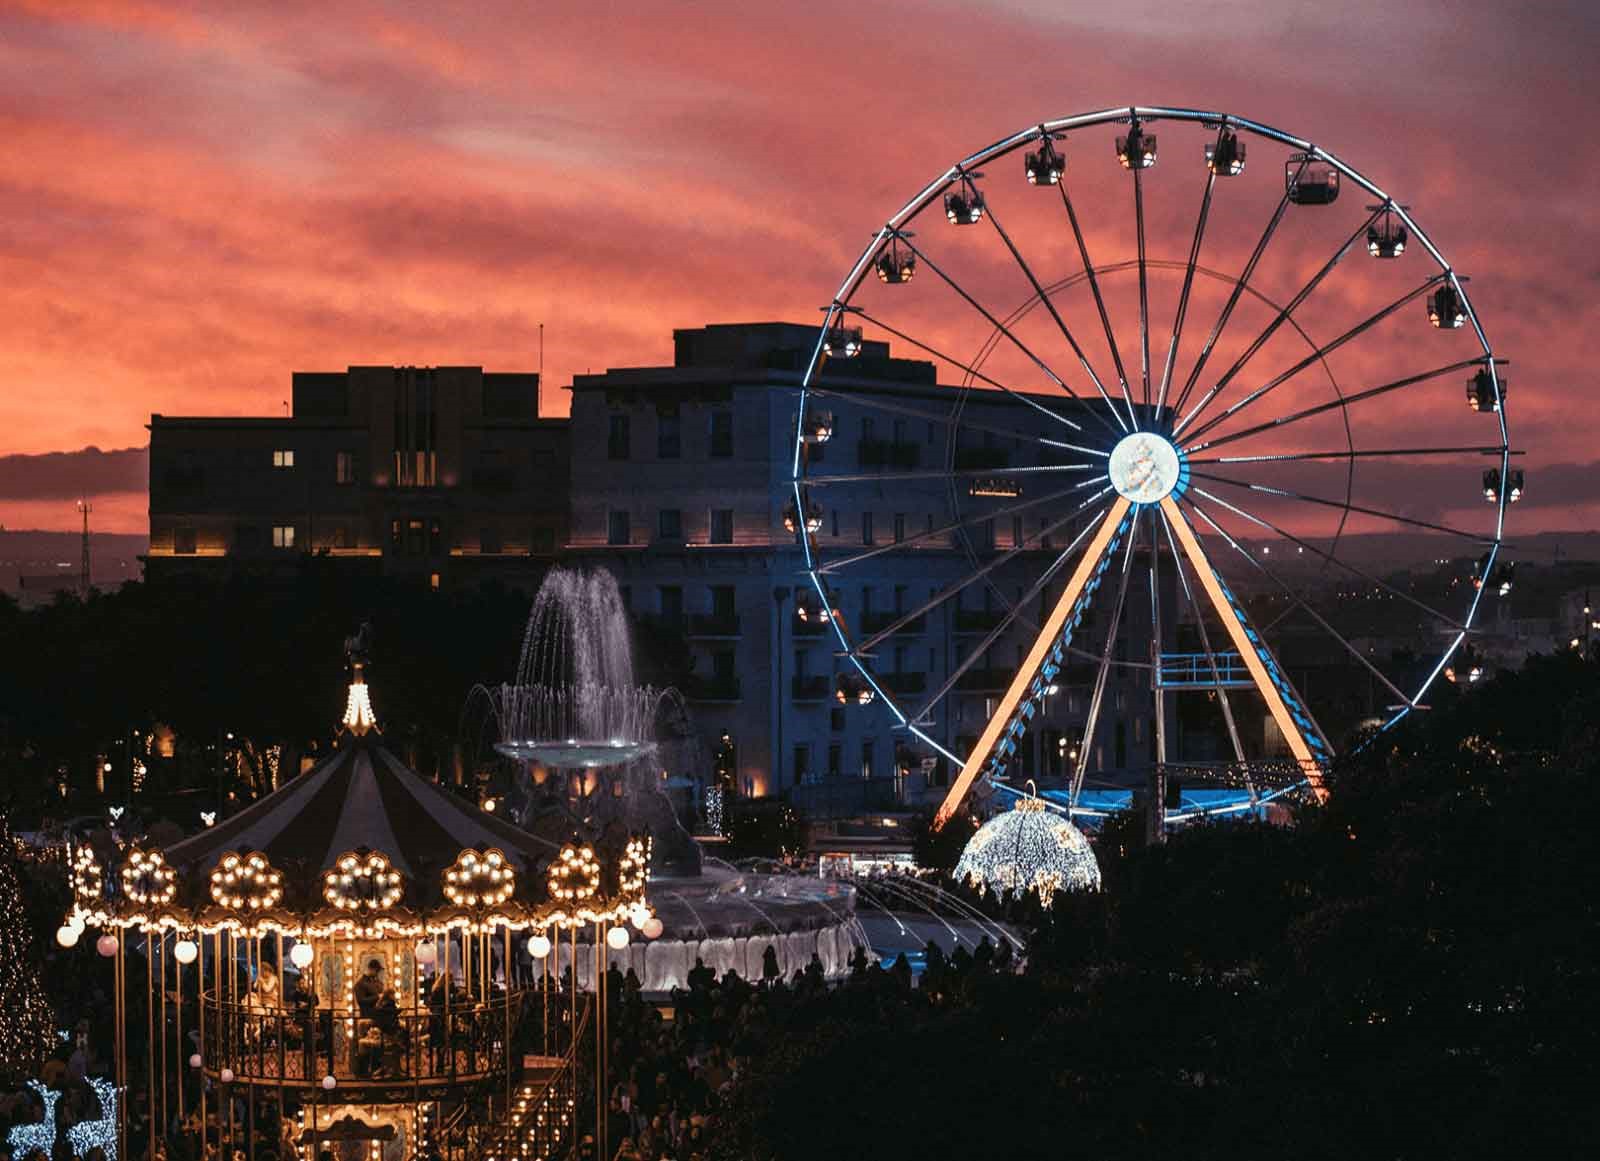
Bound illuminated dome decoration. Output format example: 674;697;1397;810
120;846;178;907
546;843;601;926
341;661;378;736
322;849;404;912
208;850;284;911
442;847;515;909
955;797;1100;902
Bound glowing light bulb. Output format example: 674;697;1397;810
174;939;198;964
528;934;552;959
56;925;80;948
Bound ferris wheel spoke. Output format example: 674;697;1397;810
803;463;1099;487
1155;166;1217;417
841;312;1089;439
1134;166;1152;414
806;376;1102;454
932;497;1134;827
1189;443;1512;466
1179;276;1447;442
908;514;1107;713
1172;495;1420;712
1056;179;1134;424
1070;508;1142;803
1156;505;1247;763
1184;357;1486;456
981;196;1138;431
854;489;1114;655
1169;157;1309;418
818;480;1103;577
1189;470;1493;543
1173;209;1380;437
1183;486;1467;630
1149;501;1166;765
895;237;1125;442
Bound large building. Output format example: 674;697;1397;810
147;365;568;587
567;323;1166;815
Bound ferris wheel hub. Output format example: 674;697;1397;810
1108;432;1183;504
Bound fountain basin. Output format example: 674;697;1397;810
495;738;657;768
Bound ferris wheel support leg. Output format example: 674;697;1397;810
933;496;1133;830
1157;497;1331;801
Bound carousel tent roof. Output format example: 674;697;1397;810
167;737;554;879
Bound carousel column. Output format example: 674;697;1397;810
146;929;156;1161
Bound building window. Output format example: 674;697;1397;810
827;743;841;779
793;744;811;784
709;411;733;458
861;511;874;546
429;520;442;556
710;584;736;620
861;738;875;779
658;585;683;621
335;450;355;484
1012;516;1024;548
710;509;734;544
429;572;440;591
608;414;631;460
272;449;295;469
893;513;906;543
406;519;425;556
174;527;197;555
390;519;402;550
830;707;845;732
658;509;683;541
607;511;630;546
272;524;296;549
480;527;502;555
657;406;681;459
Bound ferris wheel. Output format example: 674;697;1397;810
790;105;1516;829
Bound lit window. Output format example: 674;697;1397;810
429;572;440;591
335;450;355;484
272;524;296;549
272;449;295;469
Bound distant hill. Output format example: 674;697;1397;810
0;529;147;598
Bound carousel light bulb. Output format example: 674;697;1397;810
606;926;630;950
219;1068;235;1084
189;1053;202;1069
97;933;119;957
174;939;198;964
322;1075;338;1091
528;934;552;959
290;942;314;970
641;917;664;940
67;912;86;934
56;924;80;948
628;903;650;929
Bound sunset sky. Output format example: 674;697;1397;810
1;0;1595;535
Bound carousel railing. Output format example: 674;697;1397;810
199;988;540;1087
469;996;589;1161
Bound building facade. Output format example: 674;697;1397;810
147;366;568;588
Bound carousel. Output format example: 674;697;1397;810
57;663;659;1161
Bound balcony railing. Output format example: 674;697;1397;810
791;675;830;701
860;610;926;635
954;609;1009;634
879;671;927;696
857;439;922;470
790;776;905;819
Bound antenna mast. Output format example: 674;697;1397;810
77;499;92;595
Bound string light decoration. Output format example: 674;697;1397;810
209;851;285;912
342;676;377;735
0;820;56;1082
70;845;104;909
441;848;516;909
954;796;1100;903
120;846;178;908
62;1077;118;1160
616;834;651;902
545;843;601;925
322;850;404;912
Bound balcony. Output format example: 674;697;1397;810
684;675;741;702
857;439;921;470
880;671;927;696
687;613;742;638
954;667;1011;692
954;609;1009;634
860;610;926;635
791;675;830;701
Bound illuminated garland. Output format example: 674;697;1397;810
323;850;404;912
209;851;285;912
954;797;1100;903
120;846;177;908
616;834;651;902
442;848;515;909
71;846;104;909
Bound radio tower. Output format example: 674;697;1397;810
77;499;92;595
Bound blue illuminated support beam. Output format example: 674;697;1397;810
1158;496;1332;799
934;497;1133;829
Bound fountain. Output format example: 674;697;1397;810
473;566;866;991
